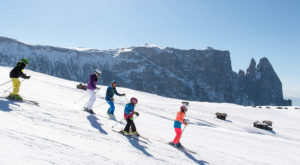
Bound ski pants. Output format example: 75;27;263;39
11;78;21;95
172;128;182;144
106;100;115;114
85;89;96;110
124;118;136;132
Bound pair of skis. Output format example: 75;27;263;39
1;96;39;106
112;129;150;144
168;142;197;154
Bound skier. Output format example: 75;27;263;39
105;80;125;116
8;58;31;100
170;105;190;148
122;97;139;135
84;69;101;114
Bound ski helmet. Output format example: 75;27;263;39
94;69;101;75
21;58;29;64
180;105;188;112
111;80;117;84
130;97;138;104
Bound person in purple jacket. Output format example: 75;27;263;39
84;69;101;114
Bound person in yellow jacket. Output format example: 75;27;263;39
9;58;31;100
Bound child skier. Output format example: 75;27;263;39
122;97;139;136
9;58;31;100
84;69;101;114
170;105;189;148
105;80;125;116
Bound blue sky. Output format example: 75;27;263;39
0;0;299;101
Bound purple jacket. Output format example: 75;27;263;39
87;73;98;90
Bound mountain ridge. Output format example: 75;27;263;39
0;36;291;106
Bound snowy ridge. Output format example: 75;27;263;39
0;36;290;106
1;66;300;165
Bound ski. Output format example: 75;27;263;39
134;134;151;143
168;142;197;154
2;96;39;106
112;129;148;144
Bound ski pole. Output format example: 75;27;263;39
74;93;88;104
4;79;26;92
124;95;129;103
182;124;188;134
93;102;106;109
0;80;12;86
81;89;100;108
74;86;100;104
111;111;134;128
112;118;125;128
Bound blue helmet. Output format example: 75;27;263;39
111;80;117;84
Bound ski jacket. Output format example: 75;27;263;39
124;103;135;119
10;62;27;78
105;86;121;101
87;73;98;90
174;111;186;128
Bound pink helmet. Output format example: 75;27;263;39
130;97;138;104
180;105;188;111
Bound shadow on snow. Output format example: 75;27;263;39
178;149;209;165
87;115;108;134
0;99;19;112
125;135;153;157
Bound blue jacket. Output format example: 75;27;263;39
124;103;135;119
105;86;121;100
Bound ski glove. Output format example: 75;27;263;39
22;75;31;79
121;93;126;96
110;98;114;102
134;112;139;116
184;119;190;125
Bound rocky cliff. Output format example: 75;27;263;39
0;37;291;105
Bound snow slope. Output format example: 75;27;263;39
0;66;300;165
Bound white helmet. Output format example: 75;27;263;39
95;69;102;75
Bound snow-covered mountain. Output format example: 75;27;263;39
0;37;291;106
0;66;300;165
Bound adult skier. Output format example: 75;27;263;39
9;58;31;100
170;105;190;148
84;69;101;114
105;80;125;116
122;97;139;135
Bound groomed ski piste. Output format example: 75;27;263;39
1;66;300;165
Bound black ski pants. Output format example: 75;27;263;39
124;118;136;132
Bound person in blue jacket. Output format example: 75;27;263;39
123;97;139;135
106;80;125;116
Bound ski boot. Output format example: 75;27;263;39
122;130;131;135
132;131;140;136
169;142;176;146
88;109;95;114
107;111;115;118
84;107;95;114
9;93;23;100
175;143;182;148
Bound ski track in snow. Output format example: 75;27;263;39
1;66;300;165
